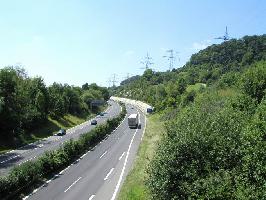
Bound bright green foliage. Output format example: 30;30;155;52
147;93;266;199
240;61;266;103
113;35;266;199
114;35;266;111
0;66;110;147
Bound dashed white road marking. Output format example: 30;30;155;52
0;155;20;164
81;153;87;159
64;177;82;193
104;168;114;181
99;151;107;159
119;152;125;161
88;194;95;200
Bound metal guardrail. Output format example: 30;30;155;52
110;96;152;115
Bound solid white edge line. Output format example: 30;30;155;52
110;111;140;200
104;168;114;181
64;176;82;193
99;151;107;159
89;194;95;200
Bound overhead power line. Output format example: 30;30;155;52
140;52;154;70
163;49;179;71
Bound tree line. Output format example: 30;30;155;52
0;66;109;145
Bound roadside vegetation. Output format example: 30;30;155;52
118;114;165;200
0;105;126;200
115;35;266;199
0;67;109;151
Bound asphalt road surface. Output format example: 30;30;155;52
0;100;121;176
24;104;146;200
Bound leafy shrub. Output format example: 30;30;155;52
240;61;266;103
147;95;256;199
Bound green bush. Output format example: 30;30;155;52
147;95;262;199
240;61;266;103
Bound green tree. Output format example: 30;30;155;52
241;61;266;103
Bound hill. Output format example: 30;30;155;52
114;35;266;199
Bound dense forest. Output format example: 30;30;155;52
114;35;266;199
0;67;109;146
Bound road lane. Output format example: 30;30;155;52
26;104;145;200
0;100;121;176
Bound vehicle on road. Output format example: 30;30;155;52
147;107;153;113
99;112;104;116
128;113;139;128
57;129;66;136
91;119;97;125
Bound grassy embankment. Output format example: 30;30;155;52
118;114;165;200
0;106;107;154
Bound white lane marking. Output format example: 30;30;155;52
119;152;125;161
0;155;20;164
64;177;82;193
23;195;29;200
111;112;140;200
100;151;107;159
104;168;114;181
81;153;87;159
89;194;95;200
141;115;147;141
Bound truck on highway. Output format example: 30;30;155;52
128;113;139;128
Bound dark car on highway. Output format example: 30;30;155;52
57;129;66;136
91;119;97;125
99;112;104;116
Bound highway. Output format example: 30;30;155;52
0;101;121;176
24;104;146;200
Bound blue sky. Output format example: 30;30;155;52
0;0;265;87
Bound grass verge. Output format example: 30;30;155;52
118;114;165;200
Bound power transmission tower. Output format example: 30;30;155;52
215;26;231;41
163;49;179;71
123;73;132;80
140;52;154;70
111;74;118;87
106;78;112;87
